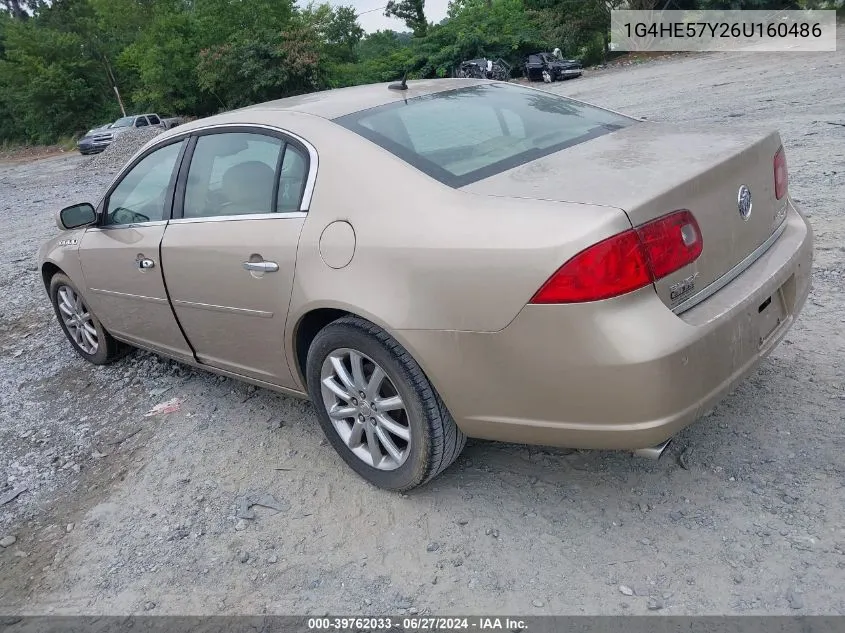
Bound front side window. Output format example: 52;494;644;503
183;132;308;218
335;83;633;187
104;140;183;225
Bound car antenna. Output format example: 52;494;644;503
388;72;408;91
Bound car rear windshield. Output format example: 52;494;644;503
334;83;633;187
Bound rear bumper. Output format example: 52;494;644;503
398;201;812;450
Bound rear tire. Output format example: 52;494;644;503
49;273;129;365
306;316;466;491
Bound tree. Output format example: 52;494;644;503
384;0;428;37
325;5;364;62
358;30;403;60
524;0;624;63
0;0;43;19
196;24;325;109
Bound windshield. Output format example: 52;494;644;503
112;117;134;128
335;83;633;187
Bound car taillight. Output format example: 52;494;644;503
774;146;788;200
530;210;702;304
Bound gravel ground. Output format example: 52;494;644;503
82;127;164;172
1;42;844;616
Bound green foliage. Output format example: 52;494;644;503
0;0;832;144
414;0;548;76
384;0;428;37
325;5;365;62
0;14;114;142
196;25;326;109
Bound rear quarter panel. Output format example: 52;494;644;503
271;112;631;330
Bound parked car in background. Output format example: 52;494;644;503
524;52;582;82
76;113;185;155
77;122;113;155
457;58;511;81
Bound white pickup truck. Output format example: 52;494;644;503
77;113;184;155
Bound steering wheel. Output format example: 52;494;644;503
110;207;150;225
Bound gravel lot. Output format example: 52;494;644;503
1;43;844;616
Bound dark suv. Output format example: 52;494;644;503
524;53;582;83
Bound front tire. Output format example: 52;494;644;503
49;273;128;365
306;316;466;491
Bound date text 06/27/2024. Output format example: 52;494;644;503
305;616;529;631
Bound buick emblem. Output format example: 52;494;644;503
737;185;752;220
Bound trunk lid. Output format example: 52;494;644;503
464;122;789;311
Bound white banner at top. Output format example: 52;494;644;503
610;10;837;52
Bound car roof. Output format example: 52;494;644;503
174;78;495;132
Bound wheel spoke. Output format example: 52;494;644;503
348;420;365;447
349;351;366;392
82;322;97;336
330;355;355;393
374;394;403;412
364;423;381;466
375;425;403;463
365;366;386;400
59;289;75;313
377;413;410;441
328;404;357;420
322;376;351;402
58;302;74;317
82;328;98;351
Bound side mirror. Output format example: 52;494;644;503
57;203;97;230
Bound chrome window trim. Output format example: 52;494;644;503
103;122;319;214
673;218;789;315
87;220;169;231
169;211;307;225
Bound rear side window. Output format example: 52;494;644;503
180;131;309;218
277;145;308;212
335;83;632;188
147;114;161;125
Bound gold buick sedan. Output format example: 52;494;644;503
38;79;813;490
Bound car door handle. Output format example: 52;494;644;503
138;258;155;270
242;261;279;273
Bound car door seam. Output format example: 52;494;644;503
158;135;200;361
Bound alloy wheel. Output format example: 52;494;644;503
320;348;411;470
57;285;98;355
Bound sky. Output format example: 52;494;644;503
327;0;451;33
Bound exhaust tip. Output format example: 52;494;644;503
633;438;672;460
